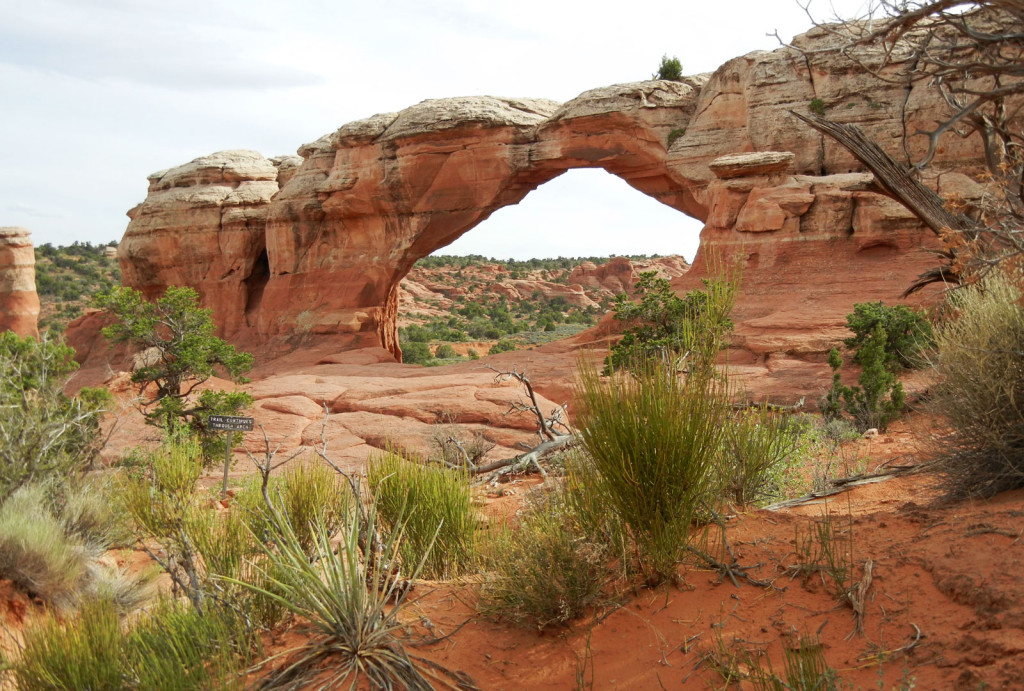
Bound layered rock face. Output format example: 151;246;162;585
115;24;1002;397
0;227;40;338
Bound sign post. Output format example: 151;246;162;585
208;415;255;500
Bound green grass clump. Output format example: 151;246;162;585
13;597;249;691
720;406;808;507
932;269;1024;497
235;461;349;553
576;358;728;585
367;452;475;580
14;598;123;690
479;487;611;630
0;484;94;609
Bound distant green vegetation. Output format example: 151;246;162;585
414;253;662;272
35;241;121;333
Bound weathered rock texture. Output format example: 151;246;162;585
112;24;1007;399
0;227;40;338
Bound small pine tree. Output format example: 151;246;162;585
653;55;683;81
824;325;905;431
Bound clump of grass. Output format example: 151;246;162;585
235;460;349;553
221;507;435;690
126;599;249;690
13;598;123;691
479;487;611;630
0;484;94;609
708;631;841;690
931;269;1024;497
719;406;808;507
13;597;249;691
368;451;475;580
789;507;856;604
575;357;728;584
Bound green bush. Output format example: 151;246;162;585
489;338;517;355
434;343;458;359
401;340;432;365
719;407;808;507
653;54;683;80
367;452;475;579
604;272;735;378
479;489;610;630
843;301;933;370
0;332;109;501
825;332;905;432
576;357;728;585
932;270;1024;497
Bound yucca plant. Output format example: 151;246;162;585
221;507;435;690
368;451;475;580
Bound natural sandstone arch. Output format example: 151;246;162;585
112;25;1001;398
257;82;706;357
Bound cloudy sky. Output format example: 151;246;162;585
1;0;868;260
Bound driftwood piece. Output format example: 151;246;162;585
791;111;973;237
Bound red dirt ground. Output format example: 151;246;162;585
247;414;1024;690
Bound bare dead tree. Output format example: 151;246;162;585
470;365;576;481
784;1;1024;288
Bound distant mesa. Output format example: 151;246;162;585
77;23;1009;399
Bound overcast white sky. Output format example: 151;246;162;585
1;0;869;260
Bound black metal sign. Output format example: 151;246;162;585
208;415;254;432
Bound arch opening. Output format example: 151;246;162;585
395;168;703;363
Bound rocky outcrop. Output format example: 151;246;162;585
0;227;40;338
111;23;1013;399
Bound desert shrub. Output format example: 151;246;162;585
433;343;458;359
221;507;435;690
719;407;808;507
931;269;1024;497
479;488;610;630
576;356;728;585
489;338;517;355
367;452;475;579
401;340;432;365
653;54;683;80
825;331;905;432
809;97;826;115
0;332;110;501
13;598;124;691
603;272;735;378
844;301;934;370
0;484;93;609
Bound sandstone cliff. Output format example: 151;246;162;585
107;23;1008;400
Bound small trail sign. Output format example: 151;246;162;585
209;415;254;432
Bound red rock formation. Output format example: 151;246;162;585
110;25;1015;400
0;227;40;338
